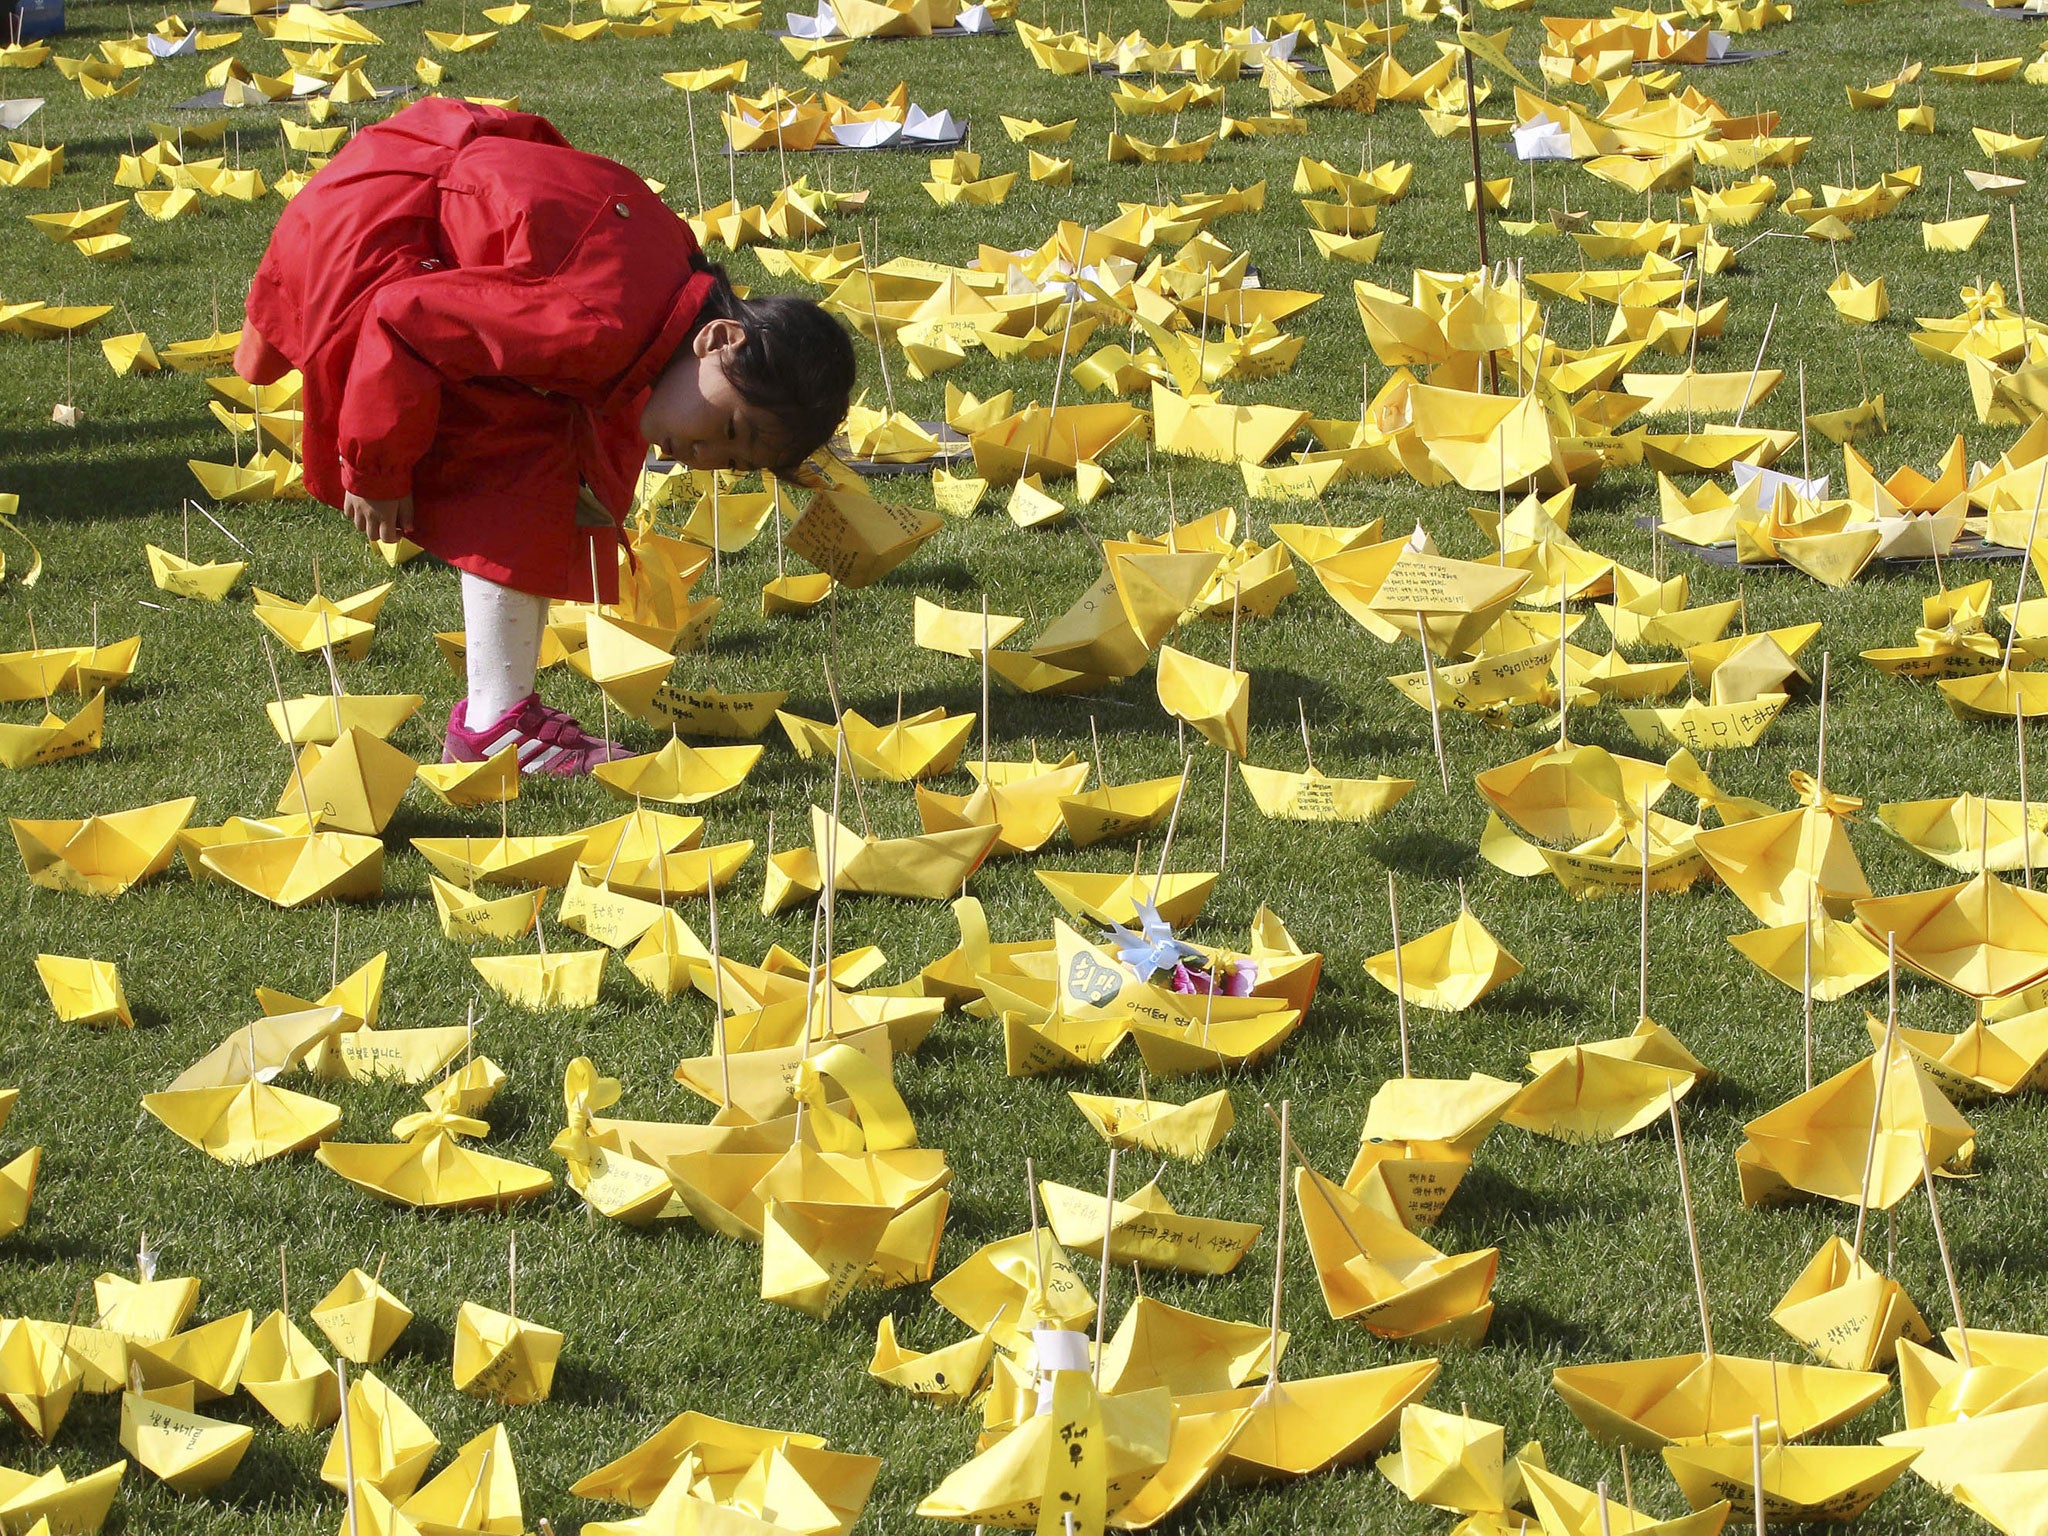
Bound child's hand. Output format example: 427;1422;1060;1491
344;492;415;545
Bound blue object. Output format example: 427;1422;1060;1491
14;0;64;43
1105;899;1204;984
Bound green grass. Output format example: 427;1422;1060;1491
3;0;2048;1530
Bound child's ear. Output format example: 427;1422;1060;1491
692;318;746;358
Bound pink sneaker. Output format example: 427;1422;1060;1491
443;695;632;777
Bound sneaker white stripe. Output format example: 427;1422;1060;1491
525;745;567;773
483;730;525;756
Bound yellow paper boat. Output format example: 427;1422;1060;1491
915;1381;1172;1526
145;545;244;602
266;692;423;745
452;1301;562;1405
1035;869;1217;928
1553;1353;1890;1448
412;833;586;890
1729;918;1890;1002
317;1130;553;1211
12;795;195;896
311;1268;412;1365
0;1313;73;1439
243;1309;341;1430
120;1392;252;1494
1738;1040;1974;1209
1042;1174;1261;1275
1239;761;1413;823
0;690;104;770
1364;905;1522;1012
431;875;543;942
593;736;762;805
1662;1439;1918;1523
868;1315;995;1404
1508;1023;1709;1142
1069;1087;1233;1160
1770;1235;1930;1372
1377;1401;1506;1514
34;952;132;1027
472;949;608;1009
0;1459;125;1534
1854;871;2048;1001
400;1423;523;1534
1296;1165;1498;1343
200;830;383;907
1876;1008;2048;1101
1059;775;1185;847
275;727;416;836
320;1369;438;1500
414;747;521;808
142;1080;342;1164
1523;1460;1729;1535
0;1147;37;1241
1182;1361;1443;1480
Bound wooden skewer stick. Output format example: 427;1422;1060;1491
1853;933;1901;1258
706;848;730;1108
1731;301;1779;430
588;539;613;749
1750;1414;1766;1536
1025;1157;1049;1314
1091;1148;1118;1384
1262;1099;1291;1399
2021;696;2034;890
2000;463;2047;675
821;659;872;835
1417;617;1451;792
1920;1142;1972;1368
1639;787;1652;1021
260;635;315;826
1297;697;1315;774
1668;1088;1713;1358
980;594;992;777
1596;1480;1614;1536
1802;886;1815;1092
1220;580;1241;871
1148;756;1194;906
338;1357;363;1536
1388;872;1411;1078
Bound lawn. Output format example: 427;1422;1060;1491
1;0;2046;1530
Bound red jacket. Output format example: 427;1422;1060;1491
246;98;717;600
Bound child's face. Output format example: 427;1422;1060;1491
640;319;784;472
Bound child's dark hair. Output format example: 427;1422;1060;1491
691;259;856;474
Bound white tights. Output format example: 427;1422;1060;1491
460;570;549;726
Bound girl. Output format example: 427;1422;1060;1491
238;97;856;775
